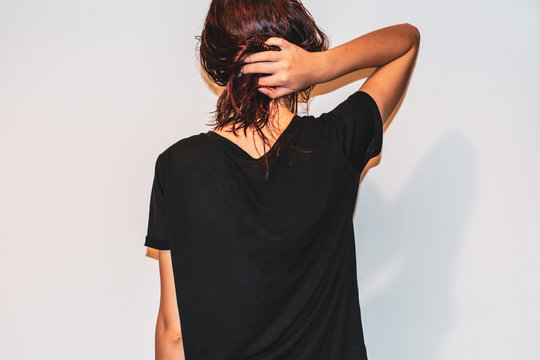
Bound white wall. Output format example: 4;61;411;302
1;0;538;359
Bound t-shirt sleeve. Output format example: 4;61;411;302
319;90;383;173
144;151;170;250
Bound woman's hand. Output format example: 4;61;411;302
241;37;323;99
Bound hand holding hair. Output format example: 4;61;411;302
241;37;323;99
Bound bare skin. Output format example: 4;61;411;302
211;99;296;160
155;250;184;360
243;23;420;129
153;23;420;359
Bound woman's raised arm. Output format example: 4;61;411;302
241;23;420;126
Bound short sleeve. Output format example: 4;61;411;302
320;90;383;173
144;151;170;250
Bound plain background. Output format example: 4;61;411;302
1;0;538;359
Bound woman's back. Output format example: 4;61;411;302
145;90;383;358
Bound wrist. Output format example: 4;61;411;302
310;49;335;86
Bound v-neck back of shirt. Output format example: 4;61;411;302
203;114;300;162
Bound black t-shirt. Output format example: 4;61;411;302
145;90;383;359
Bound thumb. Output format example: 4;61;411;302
269;87;293;99
258;86;281;99
259;86;291;99
257;87;271;97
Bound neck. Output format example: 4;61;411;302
217;99;295;138
268;99;295;130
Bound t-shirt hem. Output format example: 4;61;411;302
144;235;170;250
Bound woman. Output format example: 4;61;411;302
144;0;420;359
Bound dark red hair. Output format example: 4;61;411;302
196;0;329;179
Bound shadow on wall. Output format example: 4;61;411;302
354;130;476;359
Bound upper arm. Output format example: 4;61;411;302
144;152;182;335
157;249;182;337
359;25;420;127
145;152;171;251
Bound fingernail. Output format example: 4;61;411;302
244;56;250;62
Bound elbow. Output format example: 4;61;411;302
156;315;183;343
155;329;183;358
156;325;183;344
406;23;421;45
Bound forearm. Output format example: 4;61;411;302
314;23;420;85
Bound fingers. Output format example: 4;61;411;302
257;74;285;88
245;50;280;64
244;38;288;63
241;37;292;95
241;61;278;76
